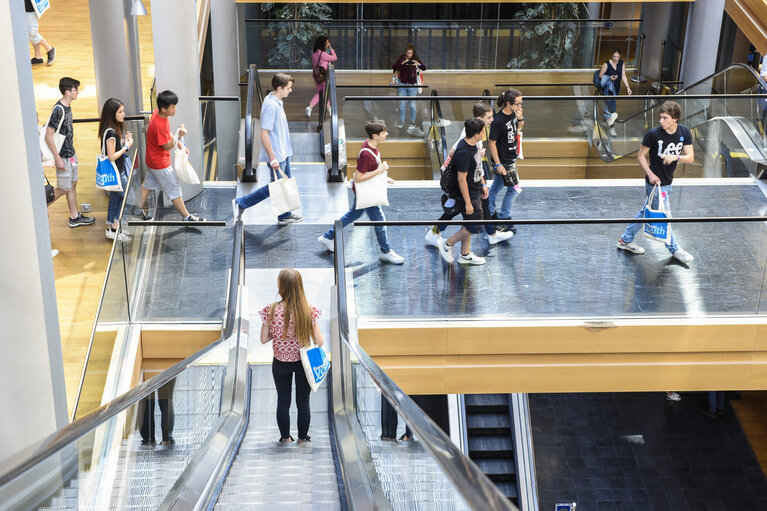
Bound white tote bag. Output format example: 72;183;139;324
39;104;65;165
354;147;389;209
268;166;301;216
172;131;201;185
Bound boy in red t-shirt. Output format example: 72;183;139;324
137;90;205;221
317;121;404;265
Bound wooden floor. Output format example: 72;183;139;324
31;0;154;415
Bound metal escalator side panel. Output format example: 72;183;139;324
510;394;539;511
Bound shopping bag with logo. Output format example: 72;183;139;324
300;343;330;392
268;166;301;216
354;147;389;209
95;133;123;192
416;68;424;94
516;131;524;160
173;131;201;185
643;183;671;243
39;104;65;164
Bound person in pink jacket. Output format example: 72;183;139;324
305;36;337;118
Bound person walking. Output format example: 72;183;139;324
99;98;133;241
25;0;55;66
392;44;426;131
137;90;205;222
318;121;405;264
616;100;694;264
305;36;337;118
260;268;324;444
599;49;632;129
487;88;524;233
44;77;95;227
425;103;513;248
437;118;488;265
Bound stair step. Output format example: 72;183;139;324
468;435;514;457
466;412;511;434
474;458;517;478
494;481;519;500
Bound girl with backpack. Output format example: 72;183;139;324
305;36;337;118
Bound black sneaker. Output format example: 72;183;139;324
134;210;153;221
46;47;56;66
69;214;96;228
31;57;44;65
184;213;206;222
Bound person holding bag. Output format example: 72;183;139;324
616;100;694;265
98;98;133;241
305;36;337;118
392;44;426;131
318;121;405;265
260;269;324;444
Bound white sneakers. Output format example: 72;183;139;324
607;112;619;126
437;238;454;264
318;235;334;253
379;250;405;265
424;229;441;248
457;252;486;265
487;230;514;245
106;229;131;242
672;249;694;264
305;106;312;118
616;239;645;254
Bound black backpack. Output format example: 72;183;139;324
440;157;459;197
593;69;601;90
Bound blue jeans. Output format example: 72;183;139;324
106;172;128;224
601;74;617;120
488;170;519;220
620;182;679;253
398;86;417;124
236;183;270;209
708;391;724;414
322;194;391;253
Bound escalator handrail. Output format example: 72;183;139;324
0;220;246;489
244;64;256;180
328;64;341;179
333;221;517;511
430;89;448;165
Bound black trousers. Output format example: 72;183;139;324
381;395;412;439
272;358;311;440
138;379;176;443
381;394;450;439
437;194;495;236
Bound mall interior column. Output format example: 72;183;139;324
151;0;204;197
638;3;672;82
0;1;68;461
680;0;726;87
210;0;239;181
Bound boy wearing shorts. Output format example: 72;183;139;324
139;90;205;222
45;77;94;227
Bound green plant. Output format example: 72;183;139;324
261;3;331;68
507;3;580;69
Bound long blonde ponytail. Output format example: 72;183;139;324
269;268;314;348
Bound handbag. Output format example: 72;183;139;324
389;75;400;86
173;130;201;185
268;165;301;216
643;183;671;243
501;161;520;187
95;132;123;192
354;148;389;209
44;174;55;204
39;104;65;164
300;342;330;393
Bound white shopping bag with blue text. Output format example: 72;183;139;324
643;183;671;243
300;343;330;392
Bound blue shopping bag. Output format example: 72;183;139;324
300;343;330;392
643;183;670;243
96;156;123;192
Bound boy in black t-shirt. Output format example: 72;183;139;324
488;89;524;232
617;101;695;264
437;119;488;266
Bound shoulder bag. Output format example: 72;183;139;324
39;104;65;165
268;165;301;216
354;147;389;209
95;131;123;192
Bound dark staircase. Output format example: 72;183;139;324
464;394;519;505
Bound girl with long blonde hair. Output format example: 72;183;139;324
260;268;324;443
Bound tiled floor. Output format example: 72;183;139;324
530;391;767;511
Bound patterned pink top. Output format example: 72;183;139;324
260;303;321;362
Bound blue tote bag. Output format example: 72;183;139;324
300;343;330;392
643;183;670;243
96;134;123;192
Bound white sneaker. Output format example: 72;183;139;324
666;391;681;402
51;249;59;258
457;252;486;265
609;127;618;137
607;112;619;126
106;228;116;240
305;106;312;118
437;238;454;264
424;229;442;248
407;123;417;131
380;249;405;265
672;248;694;264
278;213;303;225
617;239;645;254
318;235;334;253
487;230;514;245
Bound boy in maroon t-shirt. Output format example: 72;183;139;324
318;121;404;264
137;90;205;221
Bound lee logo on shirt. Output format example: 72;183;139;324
657;141;683;158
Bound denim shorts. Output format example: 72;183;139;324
144;166;182;201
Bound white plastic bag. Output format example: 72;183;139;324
300;343;330;392
173;131;200;185
643;183;671;243
268;166;301;216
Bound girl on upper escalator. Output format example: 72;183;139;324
599;49;633;130
392;43;426;132
305;36;337;118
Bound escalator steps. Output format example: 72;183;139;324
474;458;517;480
468;435;514;458
466;412;511;435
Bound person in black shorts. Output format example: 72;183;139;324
437;118;488;266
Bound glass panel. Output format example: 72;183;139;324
0;343;229;509
246;19;641;70
200;99;219;181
